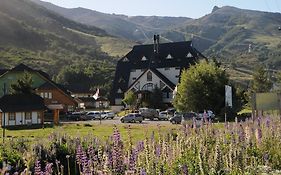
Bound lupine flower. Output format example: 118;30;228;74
76;144;83;165
140;168;147;175
181;164;188;175
44;163;53;175
34;160;42;175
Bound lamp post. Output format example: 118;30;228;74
2;83;6;143
99;101;103;125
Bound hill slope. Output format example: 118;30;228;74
165;6;281;70
31;0;192;43
33;1;281;71
0;0;136;94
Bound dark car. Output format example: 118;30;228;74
169;112;198;124
66;112;86;121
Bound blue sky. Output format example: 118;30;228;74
41;0;281;18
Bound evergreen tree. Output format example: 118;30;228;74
149;87;164;109
250;65;272;93
173;60;229;115
10;71;34;94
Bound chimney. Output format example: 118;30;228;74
153;35;157;53
156;35;160;54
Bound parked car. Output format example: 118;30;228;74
83;111;101;120
198;110;215;120
120;113;143;123
158;111;169;120
169;115;182;124
139;108;159;120
101;111;115;119
169;112;198;124
66;111;86;121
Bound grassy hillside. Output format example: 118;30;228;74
0;0;137;95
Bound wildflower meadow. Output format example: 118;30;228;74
1;116;281;174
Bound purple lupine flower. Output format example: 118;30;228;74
265;117;270;128
136;141;144;153
128;148;137;172
181;164;188;175
76;144;83;165
256;128;262;143
87;145;95;160
112;126;124;174
238;124;245;142
44;163;53;175
140;168;147;175
81;150;89;173
257;117;261;127
34;160;42;175
155;145;161;158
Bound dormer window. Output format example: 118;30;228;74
186;52;193;58
117;89;123;93
141;56;147;61
123;57;129;62
166;54;173;59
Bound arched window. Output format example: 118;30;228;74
142;83;154;91
147;71;152;81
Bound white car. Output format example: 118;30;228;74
101;111;115;119
85;111;101;120
158;111;169;120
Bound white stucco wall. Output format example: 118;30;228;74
1;111;40;126
157;67;180;85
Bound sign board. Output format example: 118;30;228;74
256;93;280;110
225;85;232;107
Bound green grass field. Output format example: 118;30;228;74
0;123;181;145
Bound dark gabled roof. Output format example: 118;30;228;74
0;69;8;76
11;63;34;72
110;41;206;105
0;94;45;112
38;82;71;95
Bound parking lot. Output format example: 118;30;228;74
62;117;171;125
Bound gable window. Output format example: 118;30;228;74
40;92;44;98
166;54;173;59
9;112;15;121
44;92;48;98
25;112;32;120
147;71;152;81
123;57;129;62
141;56;147;61
117;89;123;93
186;52;193;58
